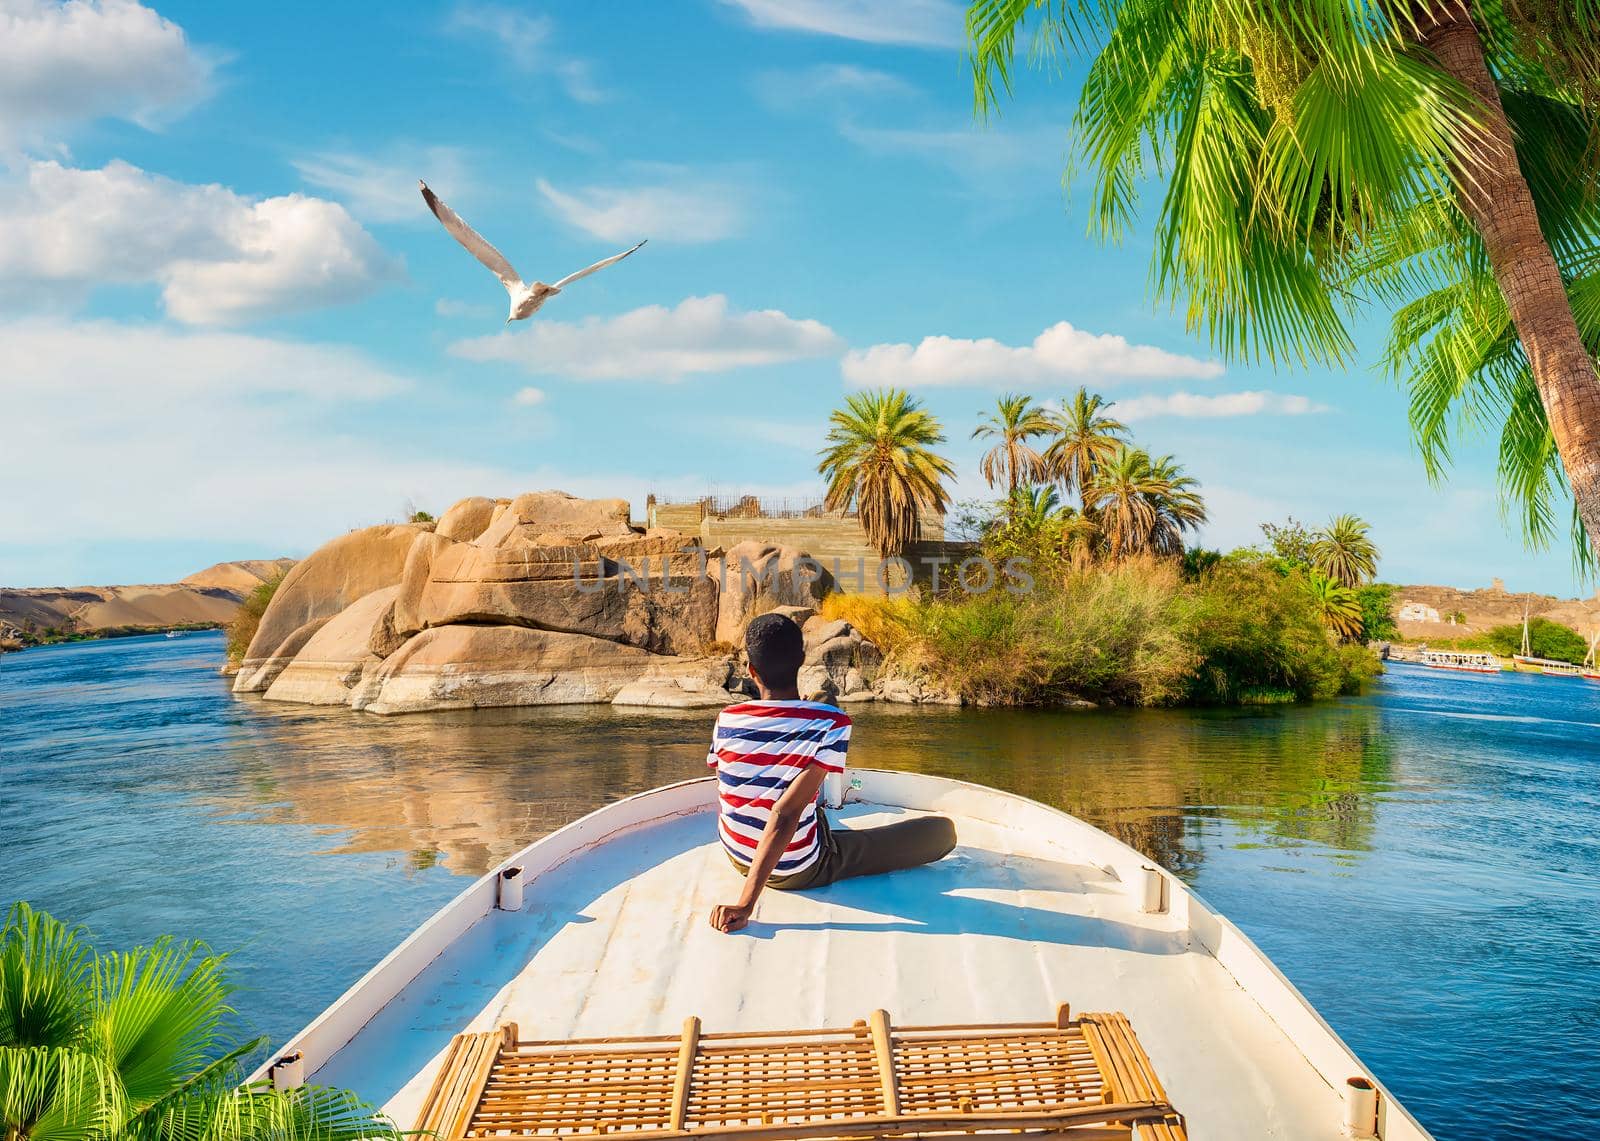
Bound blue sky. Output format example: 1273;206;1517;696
0;0;1582;596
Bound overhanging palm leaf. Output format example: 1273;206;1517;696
967;0;1600;565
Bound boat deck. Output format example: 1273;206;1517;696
310;801;1350;1140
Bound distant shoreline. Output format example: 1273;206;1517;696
0;623;225;655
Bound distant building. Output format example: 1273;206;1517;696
1397;602;1441;623
647;494;971;594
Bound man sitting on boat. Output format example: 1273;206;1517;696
708;613;957;933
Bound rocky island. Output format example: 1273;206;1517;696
234;491;895;714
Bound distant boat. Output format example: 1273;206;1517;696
1508;603;1583;675
1419;649;1501;674
248;773;1432;1140
1511;654;1581;677
1582;630;1600;682
165;630;183;639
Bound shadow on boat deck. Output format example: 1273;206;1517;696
732;846;1186;957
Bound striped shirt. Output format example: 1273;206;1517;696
706;700;851;875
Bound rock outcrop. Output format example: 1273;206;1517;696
434;496;501;543
714;541;835;644
796;614;883;703
242;492;832;716
262;586;402;706
234;523;428;692
351;624;730;715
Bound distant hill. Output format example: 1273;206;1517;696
0;559;296;650
180;558;297;593
1393;578;1600;641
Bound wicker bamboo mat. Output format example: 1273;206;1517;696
415;1004;1185;1140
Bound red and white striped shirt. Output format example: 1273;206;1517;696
706;700;851;875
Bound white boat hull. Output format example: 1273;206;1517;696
249;771;1431;1140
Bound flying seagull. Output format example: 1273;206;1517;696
419;180;646;323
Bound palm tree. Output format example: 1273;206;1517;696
1145;454;1208;556
1306;573;1365;641
1044;388;1128;506
972;393;1053;496
1310;514;1379;587
0;902;397;1141
819;388;955;557
1084;448;1208;560
968;2;1600;563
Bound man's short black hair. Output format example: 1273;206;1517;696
745;613;805;689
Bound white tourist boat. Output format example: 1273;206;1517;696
250;771;1431;1141
1418;649;1500;674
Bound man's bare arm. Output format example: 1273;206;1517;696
709;765;828;933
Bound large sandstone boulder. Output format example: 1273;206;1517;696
395;531;717;655
612;661;740;709
232;615;331;693
353;624;716;715
235;522;425;691
474;490;635;548
434;496;499;543
713;541;834;644
262;586;401;706
795;615;882;701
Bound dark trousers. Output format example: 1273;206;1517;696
734;810;957;892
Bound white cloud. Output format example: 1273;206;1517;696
294;146;468;223
510;385;546;406
0;160;398;324
451;294;842;380
446;3;605;102
719;0;962;48
838;118;1067;179
536;176;744;244
842;322;1224;388
0;0;215;145
1114;391;1330;421
753;63;916;109
435;297;494;319
446;3;549;67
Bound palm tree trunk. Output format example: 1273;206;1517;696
1418;2;1600;555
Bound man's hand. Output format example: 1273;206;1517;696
709;903;753;933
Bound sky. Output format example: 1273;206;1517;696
0;0;1586;596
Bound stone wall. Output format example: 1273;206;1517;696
649;497;967;592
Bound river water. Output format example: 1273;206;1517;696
3;631;1597;1138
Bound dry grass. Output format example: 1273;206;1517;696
225;571;287;666
818;555;1378;707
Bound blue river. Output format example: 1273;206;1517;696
2;631;1597;1138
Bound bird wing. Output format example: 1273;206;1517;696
419;181;523;293
552;240;647;290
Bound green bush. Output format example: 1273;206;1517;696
825;554;1379;708
1179;561;1378;704
226;571;286;665
1483;616;1588;663
1356;583;1399;642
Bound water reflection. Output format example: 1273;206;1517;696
199;696;1395;880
